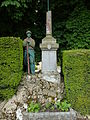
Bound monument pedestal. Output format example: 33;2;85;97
40;35;60;84
42;72;60;84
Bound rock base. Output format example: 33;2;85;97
0;72;64;120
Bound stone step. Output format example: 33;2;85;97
23;111;77;120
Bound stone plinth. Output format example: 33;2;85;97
40;35;60;83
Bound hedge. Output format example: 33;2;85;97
62;49;90;115
0;37;23;99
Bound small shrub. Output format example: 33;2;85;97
60;100;71;112
28;102;41;112
45;102;52;109
55;100;71;112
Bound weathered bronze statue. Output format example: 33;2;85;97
23;31;35;74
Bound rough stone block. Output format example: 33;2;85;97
23;111;77;120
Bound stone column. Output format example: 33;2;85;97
40;11;60;83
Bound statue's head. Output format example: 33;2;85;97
26;30;31;38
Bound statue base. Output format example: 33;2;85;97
42;72;61;84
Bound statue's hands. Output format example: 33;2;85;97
27;40;31;46
27;40;30;43
26;39;30;44
24;38;31;46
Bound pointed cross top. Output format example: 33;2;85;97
47;0;49;11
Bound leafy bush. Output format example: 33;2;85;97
64;7;90;49
0;37;23;99
53;6;90;64
62;49;90;115
60;100;71;112
55;100;71;112
28;102;41;112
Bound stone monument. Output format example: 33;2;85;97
40;0;60;83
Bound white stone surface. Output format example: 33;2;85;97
42;72;60;84
2;96;17;114
42;51;57;73
16;108;23;120
57;66;61;73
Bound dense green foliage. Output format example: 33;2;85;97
64;6;90;49
0;37;23;99
0;0;90;57
62;49;90;115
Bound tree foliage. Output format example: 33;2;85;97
0;0;90;54
52;0;90;51
64;6;90;49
